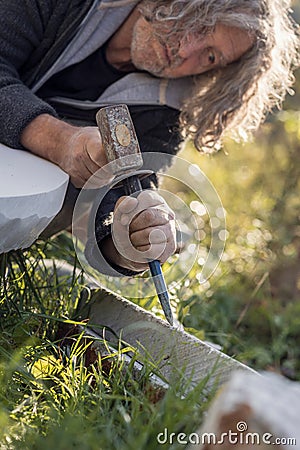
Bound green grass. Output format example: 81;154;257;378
1;107;300;447
0;239;214;449
1;227;299;448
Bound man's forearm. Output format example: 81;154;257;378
20;114;76;165
20;114;110;188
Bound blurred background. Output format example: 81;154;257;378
162;1;300;379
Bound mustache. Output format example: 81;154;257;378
157;35;185;68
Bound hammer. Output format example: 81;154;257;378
96;104;174;326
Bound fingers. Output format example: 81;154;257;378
115;196;139;225
117;190;174;225
70;150;99;187
64;126;114;188
112;190;176;267
130;223;176;263
130;225;169;248
129;207;170;232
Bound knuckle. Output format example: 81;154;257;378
73;149;82;163
122;196;138;213
142;209;156;223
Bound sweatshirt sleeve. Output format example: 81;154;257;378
0;0;58;148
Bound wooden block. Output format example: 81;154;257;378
44;260;255;394
83;287;256;393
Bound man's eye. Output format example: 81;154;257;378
208;52;216;64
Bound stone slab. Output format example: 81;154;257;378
0;144;69;252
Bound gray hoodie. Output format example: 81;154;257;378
0;0;192;149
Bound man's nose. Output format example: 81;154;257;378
177;35;206;59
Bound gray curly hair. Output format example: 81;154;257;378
139;0;300;151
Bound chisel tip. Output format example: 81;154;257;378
158;291;174;326
148;259;173;326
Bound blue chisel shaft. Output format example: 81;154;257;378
148;259;173;325
123;175;174;326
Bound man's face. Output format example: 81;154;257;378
130;15;254;78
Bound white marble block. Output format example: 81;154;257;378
0;144;69;253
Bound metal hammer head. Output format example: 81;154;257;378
96;104;143;177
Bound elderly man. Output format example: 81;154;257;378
0;0;298;274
